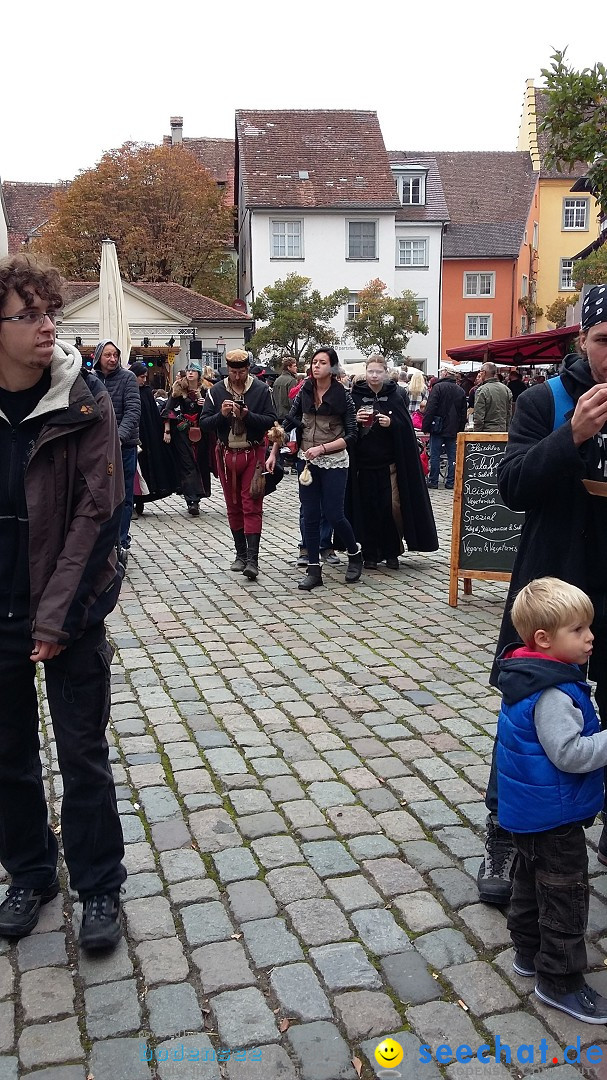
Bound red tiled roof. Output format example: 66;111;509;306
2;181;60;253
61;280;250;322
430;152;537;225
236;110;400;210
162;135;235;204
534;89;590;181
387;154;449;222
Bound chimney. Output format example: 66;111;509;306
170;117;183;145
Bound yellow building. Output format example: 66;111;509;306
518;81;600;331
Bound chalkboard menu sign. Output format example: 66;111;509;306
449;433;524;606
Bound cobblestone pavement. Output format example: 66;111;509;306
2;478;607;1080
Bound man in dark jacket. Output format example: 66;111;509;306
508;367;527;405
422;367;467;488
272;356;298;420
0;254;126;949
478;284;607;904
201;349;276;579
94;340;141;551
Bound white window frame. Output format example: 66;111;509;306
396;238;428;268
346;293;360;322
562;198;589;231
270;218;303;259
463;271;495;298
396;173;426;206
347;220;378;260
415;299;427;324
532;222;539;248
465;314;492;340
521;274;529;298
559;258;576;291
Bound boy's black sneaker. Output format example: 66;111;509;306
535;981;607;1024
477;813;516;904
512;952;535;977
0;875;60;938
79;893;122;951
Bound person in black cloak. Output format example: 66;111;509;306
347;355;438;568
162;367;214;516
129;362;177;514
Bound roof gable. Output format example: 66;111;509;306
236;110;400;211
387;154;449;222
61;281;250;323
534;89;590;181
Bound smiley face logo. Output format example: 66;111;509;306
374;1038;404;1069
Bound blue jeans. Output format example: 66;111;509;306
297;461;357;565
299;504;332;552
429;434;456;487
120;446;137;548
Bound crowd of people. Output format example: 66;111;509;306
5;248;607;1032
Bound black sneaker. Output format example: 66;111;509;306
385;558;400;570
477;813;516;904
535;981;607;1024
0;875;60;938
512;952;535;977
597;822;607;866
79;893;122;951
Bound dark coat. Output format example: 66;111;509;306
272;370;298;419
137;384;177;502
200;375;276;445
491;353;606;684
93;358;141;447
281;378;357;448
348;379;438;553
422;376;467;438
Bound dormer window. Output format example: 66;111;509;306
393;169;426;206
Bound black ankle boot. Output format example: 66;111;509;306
230;529;247;572
243;533;261;580
345;545;363;583
298;563;323;591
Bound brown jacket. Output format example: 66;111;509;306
22;342;124;643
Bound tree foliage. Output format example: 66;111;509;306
575;246;607;286
249;274;349;362
343;278;428;359
33;143;235;301
545;295;579;327
540;49;607;216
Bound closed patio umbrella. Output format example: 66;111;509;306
99;239;132;365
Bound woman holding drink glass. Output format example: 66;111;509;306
280;347;362;591
349;355;438;569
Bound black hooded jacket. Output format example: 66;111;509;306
497;647;583;707
491;353;607;682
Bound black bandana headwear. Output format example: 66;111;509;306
581;285;607;331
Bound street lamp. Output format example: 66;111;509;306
216;337;226;367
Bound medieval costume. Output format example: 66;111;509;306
129;362;176;513
348;377;438;567
162;374;213;516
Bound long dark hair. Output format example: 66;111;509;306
310;346;340;378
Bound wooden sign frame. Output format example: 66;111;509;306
449;432;514;606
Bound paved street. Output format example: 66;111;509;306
2;477;607;1080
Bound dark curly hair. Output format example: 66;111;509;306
0;254;63;316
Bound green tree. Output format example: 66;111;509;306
545;295;579;327
34;142;234;302
574;246;607;286
249;274;349;363
343;278;428;360
539;49;607;215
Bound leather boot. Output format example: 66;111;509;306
243;533;261;580
298;563;323;591
345;545;363;583
230;529;247;572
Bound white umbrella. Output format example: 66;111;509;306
98;239;132;365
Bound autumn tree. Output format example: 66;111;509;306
575;246;607;286
343;279;428;360
34;143;235;302
539;49;607;215
249;274;349;363
545;295;579;327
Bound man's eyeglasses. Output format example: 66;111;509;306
0;311;61;326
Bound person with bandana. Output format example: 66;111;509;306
200;350;276;580
477;285;607;904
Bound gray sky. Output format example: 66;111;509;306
2;0;599;183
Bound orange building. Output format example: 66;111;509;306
434;152;539;359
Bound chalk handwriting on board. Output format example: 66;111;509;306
458;442;524;572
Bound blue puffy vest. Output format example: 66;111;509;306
497;680;603;833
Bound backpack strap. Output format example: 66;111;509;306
547;374;575;431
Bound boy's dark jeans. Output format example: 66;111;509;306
0;618;126;900
508;822;589;994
